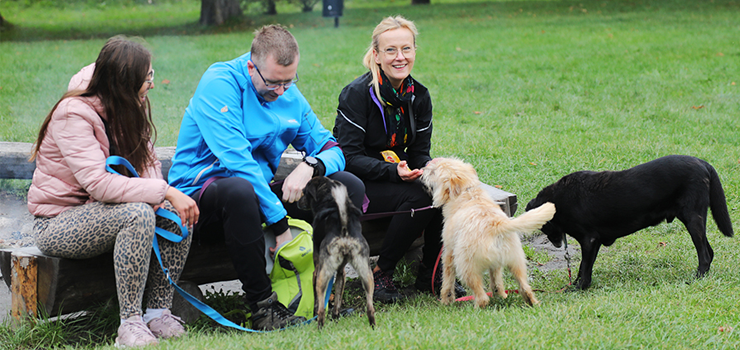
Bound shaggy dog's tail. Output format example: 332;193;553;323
707;163;734;237
505;202;556;233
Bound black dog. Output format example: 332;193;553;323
526;155;733;290
298;176;375;329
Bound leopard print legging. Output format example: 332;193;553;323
34;201;192;319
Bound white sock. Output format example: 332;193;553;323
142;308;166;324
121;315;143;325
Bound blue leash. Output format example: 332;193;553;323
106;156;332;332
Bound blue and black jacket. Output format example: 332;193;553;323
168;52;344;227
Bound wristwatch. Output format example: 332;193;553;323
303;156;319;168
303;156;320;177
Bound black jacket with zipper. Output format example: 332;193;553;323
333;72;434;183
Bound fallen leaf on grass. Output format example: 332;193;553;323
717;52;724;57
456;47;462;51
692;105;704;110
718;326;734;332
732;82;736;86
658;242;667;247
529;162;537;166
161;79;170;85
473;111;481;115
494;185;503;189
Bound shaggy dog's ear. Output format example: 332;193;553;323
443;160;479;199
447;171;466;199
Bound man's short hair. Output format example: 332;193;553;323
251;24;299;67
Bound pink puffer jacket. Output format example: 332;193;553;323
27;95;168;217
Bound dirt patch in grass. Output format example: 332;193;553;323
525;233;580;274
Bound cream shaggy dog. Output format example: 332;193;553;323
421;158;556;308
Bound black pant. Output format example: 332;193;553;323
190;171;364;309
364;180;443;273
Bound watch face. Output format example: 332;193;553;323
304;156;318;166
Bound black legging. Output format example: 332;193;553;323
364;180;443;273
190;172;364;309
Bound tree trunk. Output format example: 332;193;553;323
264;0;277;15
411;0;430;4
0;12;5;27
300;0;318;12
200;0;242;26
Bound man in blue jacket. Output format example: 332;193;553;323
169;25;364;331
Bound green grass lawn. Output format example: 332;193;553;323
1;0;740;348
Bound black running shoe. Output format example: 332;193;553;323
373;269;401;303
250;292;306;331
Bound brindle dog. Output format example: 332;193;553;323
298;176;375;329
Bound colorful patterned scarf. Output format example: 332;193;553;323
378;69;414;148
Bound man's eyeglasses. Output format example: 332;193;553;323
145;70;155;85
251;61;299;91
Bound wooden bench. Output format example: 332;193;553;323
0;141;517;321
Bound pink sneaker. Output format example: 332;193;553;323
147;310;186;339
115;315;158;348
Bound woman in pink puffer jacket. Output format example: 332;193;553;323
28;36;199;348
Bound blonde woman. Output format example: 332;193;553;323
333;16;465;303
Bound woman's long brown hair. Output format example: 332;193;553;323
30;36;157;175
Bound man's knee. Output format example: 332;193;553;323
214;177;258;203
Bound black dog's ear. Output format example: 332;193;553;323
541;221;565;248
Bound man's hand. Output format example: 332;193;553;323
397;161;423;182
282;162;313;203
269;228;293;255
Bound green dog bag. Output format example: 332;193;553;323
268;218;315;319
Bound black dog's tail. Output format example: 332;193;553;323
708;162;733;237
